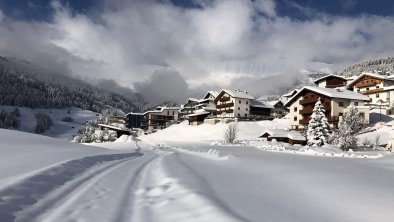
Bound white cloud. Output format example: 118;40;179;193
0;0;394;102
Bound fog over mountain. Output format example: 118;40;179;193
1;0;394;102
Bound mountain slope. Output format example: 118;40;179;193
0;56;146;113
337;57;394;77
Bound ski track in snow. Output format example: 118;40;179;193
0;152;144;222
0;146;240;222
133;150;240;222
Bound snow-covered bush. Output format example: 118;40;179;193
306;99;330;146
0;109;20;129
224;123;238;144
73;119;117;143
35;113;53;133
61;116;74;122
332;106;363;151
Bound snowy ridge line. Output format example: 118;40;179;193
0;152;142;222
166;145;230;160
132;152;240;222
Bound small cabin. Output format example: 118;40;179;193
259;129;306;145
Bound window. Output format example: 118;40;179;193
376;86;380;88
339;101;344;107
167;111;169;115
376;94;380;98
239;101;241;104
294;107;297;112
354;102;359;106
245;114;247;117
237;113;240;117
294;117;297;121
366;87;369;90
238;107;240;110
246;108;248;111
172;111;175;115
246;101;249;104
339;113;343;116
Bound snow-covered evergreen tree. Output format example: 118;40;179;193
333;106;363;151
306;98;330;146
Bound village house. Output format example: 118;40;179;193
347;72;394;113
313;74;348;88
179;98;199;120
142;107;180;133
214;89;273;119
259;129;306;145
188;98;217;125
285;86;370;130
125;112;144;129
268;100;287;118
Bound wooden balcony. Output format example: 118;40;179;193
299;106;331;115
354;81;380;88
360;88;383;95
216;102;234;109
299;97;318;105
299;116;338;125
219;97;231;102
216;109;234;115
299;107;313;115
299;118;310;125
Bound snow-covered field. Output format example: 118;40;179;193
1;116;394;222
0;106;98;140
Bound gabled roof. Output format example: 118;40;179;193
250;99;274;109
203;91;219;99
214;89;254;102
267;100;283;106
260;129;306;141
347;72;394;87
186;98;200;103
284;86;370;107
282;89;298;98
313;74;347;84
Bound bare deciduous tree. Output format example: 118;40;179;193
224;123;238;144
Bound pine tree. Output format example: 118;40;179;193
306;98;330;146
333;106;363;151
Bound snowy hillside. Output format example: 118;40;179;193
0;106;98;141
337;57;394;77
0;56;146;112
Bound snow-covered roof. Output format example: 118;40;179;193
144;107;180;115
188;112;210;117
203;91;219;99
187;98;200;103
260;129;306;141
250;99;274;109
347;72;394;86
202;107;217;111
218;89;255;100
313;74;347;84
284;86;370;107
126;112;144;116
268;100;283;106
282;89;298;98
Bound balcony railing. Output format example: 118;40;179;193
216;109;234;115
216;102;234;109
354;81;379;88
360;88;383;95
299;107;313;114
299;116;338;125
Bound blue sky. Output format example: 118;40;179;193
0;0;393;102
0;0;393;21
